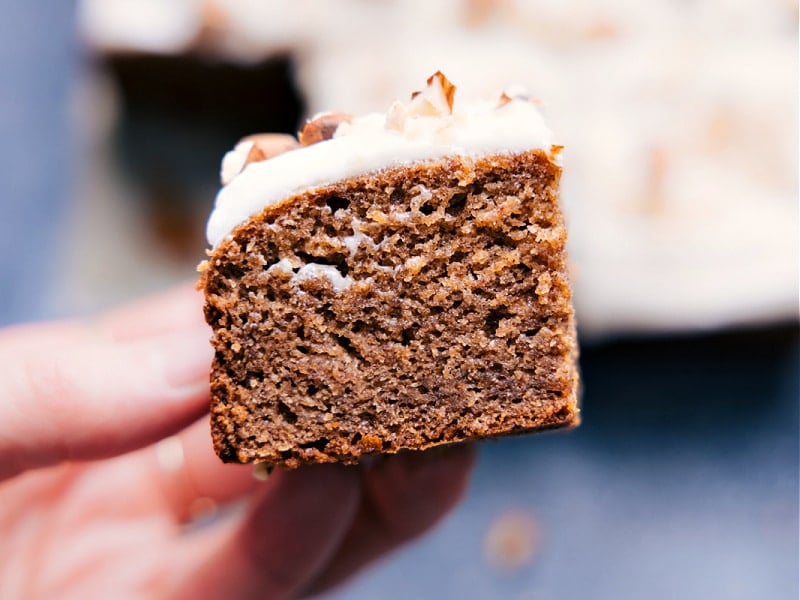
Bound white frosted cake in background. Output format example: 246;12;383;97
295;0;799;335
72;0;799;335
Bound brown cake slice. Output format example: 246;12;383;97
199;73;579;468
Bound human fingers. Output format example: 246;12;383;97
97;282;205;341
169;464;360;600
302;445;476;596
0;286;213;481
146;417;259;523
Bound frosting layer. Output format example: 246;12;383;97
206;82;554;248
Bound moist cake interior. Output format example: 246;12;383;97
201;149;578;468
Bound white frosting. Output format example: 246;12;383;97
219;140;254;185
294;264;353;292
342;218;371;256
206;89;553;248
266;259;353;292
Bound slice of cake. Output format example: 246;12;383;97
199;72;579;468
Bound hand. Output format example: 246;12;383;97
0;285;474;599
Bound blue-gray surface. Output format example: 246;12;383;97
0;2;75;325
327;328;799;600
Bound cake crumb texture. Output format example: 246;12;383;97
200;149;578;468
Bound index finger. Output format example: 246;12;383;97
0;284;213;481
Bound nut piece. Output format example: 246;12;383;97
428;70;456;111
409;71;457;117
408;71;456;117
498;87;542;108
298;112;353;146
464;0;504;27
384;100;408;132
242;133;301;164
220;133;300;185
498;91;513;107
484;510;539;572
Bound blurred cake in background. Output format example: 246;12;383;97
296;0;799;335
71;0;798;335
76;0;306;259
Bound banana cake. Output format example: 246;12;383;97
199;73;579;468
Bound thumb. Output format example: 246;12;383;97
0;285;212;481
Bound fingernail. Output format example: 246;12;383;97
114;327;212;394
159;328;214;390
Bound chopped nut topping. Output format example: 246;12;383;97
463;0;504;27
220;134;300;185
241;133;300;166
385;100;408;132
429;71;456;112
498;88;542;108
585;21;620;40
298;112;353;146
409;71;457;117
194;0;228;50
